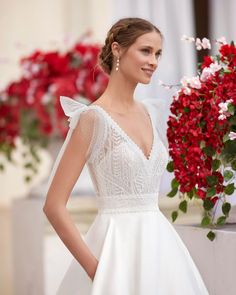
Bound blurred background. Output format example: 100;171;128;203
0;0;236;294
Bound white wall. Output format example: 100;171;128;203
0;0;112;90
0;0;112;203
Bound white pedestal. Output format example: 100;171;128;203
11;198;45;295
174;223;236;295
0;205;13;295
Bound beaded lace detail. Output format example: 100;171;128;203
48;96;169;214
86;104;169;213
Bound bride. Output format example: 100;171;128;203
43;17;209;294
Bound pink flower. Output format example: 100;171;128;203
215;37;227;45
195;38;211;50
201;38;211;49
181;35;195;42
180;76;201;89
195;38;202;50
200;62;222;81
229;132;236;140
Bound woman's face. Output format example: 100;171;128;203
119;31;162;84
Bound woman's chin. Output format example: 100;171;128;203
139;77;152;84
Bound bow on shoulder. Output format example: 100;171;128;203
60;96;89;129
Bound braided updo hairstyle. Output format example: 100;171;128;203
98;17;163;75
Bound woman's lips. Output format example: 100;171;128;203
142;68;154;76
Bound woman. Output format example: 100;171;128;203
44;17;209;294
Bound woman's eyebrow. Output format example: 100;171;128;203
141;45;162;53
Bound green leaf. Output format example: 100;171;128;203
232;160;236;171
228;104;235;113
0;163;4;171
202;146;216;157
183;107;190;113
206;187;216;198
203;198;215;210
206;175;218;186
207;230;216;241
216;216;226;225
224;170;234;181
224;183;235;195
187;190;194;199
200;140;206;148
223;133;230;143
229;114;236;125
24;176;32;183
171;178;179;189
222;202;231;216
167;187;178;198
199;120;207;129
201;216;211;227
223;68;232;74
171;211;178;222
212;159;221;171
179;200;187;213
167;161;174;172
24;162;33;169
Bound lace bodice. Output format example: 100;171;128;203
47;96;169;213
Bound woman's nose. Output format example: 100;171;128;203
149;54;158;67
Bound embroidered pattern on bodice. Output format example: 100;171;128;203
52;96;170;214
85;105;169;213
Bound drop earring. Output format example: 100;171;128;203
116;57;120;71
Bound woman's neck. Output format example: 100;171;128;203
98;71;138;111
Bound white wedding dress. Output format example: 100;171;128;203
48;96;209;295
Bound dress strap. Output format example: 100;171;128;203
60;96;89;129
46;96;89;193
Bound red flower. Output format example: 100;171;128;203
167;40;236;208
201;56;213;69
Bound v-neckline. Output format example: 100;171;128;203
89;102;156;161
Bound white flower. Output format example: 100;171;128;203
41;93;52;104
201;38;211;49
215;36;227;45
218;114;227;120
31;63;41;74
158;79;164;86
219;101;231;112
209;62;222;72
195;38;202;50
183;87;191;95
218;100;232;120
189;76;201;89
180;76;189;87
229;132;236;140
200;62;222;82
200;67;212;82
180;76;201;89
181;35;195;42
195;37;211;50
181;34;188;41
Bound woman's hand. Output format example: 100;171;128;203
86;257;99;282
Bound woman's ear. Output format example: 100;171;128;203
111;41;121;58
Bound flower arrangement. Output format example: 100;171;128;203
166;36;236;241
0;38;108;181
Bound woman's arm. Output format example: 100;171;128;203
43;113;98;281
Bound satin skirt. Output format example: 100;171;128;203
56;208;209;295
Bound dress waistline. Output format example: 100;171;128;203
95;193;160;214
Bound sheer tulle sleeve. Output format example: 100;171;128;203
142;98;169;153
45;96;107;193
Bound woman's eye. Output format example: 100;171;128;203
141;48;150;54
155;52;161;59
